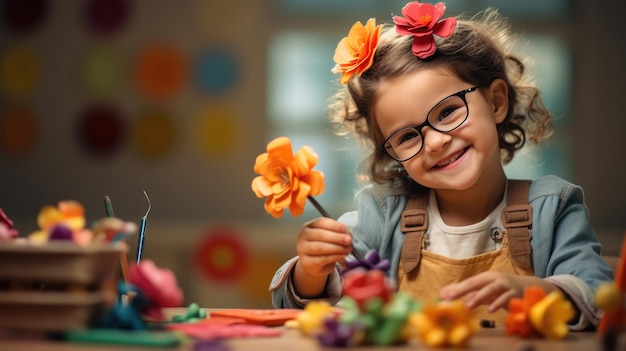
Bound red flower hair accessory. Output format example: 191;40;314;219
393;1;457;59
332;18;382;85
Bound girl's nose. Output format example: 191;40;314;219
422;127;451;153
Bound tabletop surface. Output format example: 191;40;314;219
1;308;624;351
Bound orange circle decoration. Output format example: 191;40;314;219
134;43;187;101
0;105;39;157
195;105;240;158
77;102;126;157
194;227;249;284
133;108;177;158
1;45;40;99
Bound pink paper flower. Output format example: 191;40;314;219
393;1;457;59
129;259;184;320
0;208;18;241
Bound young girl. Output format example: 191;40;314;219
269;1;612;329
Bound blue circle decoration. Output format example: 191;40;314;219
195;48;239;94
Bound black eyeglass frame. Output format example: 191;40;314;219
380;86;480;162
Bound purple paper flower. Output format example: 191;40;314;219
316;316;362;347
344;249;391;273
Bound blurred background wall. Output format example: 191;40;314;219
0;0;624;308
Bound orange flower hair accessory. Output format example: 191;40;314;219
251;137;325;218
393;1;457;59
332;18;382;85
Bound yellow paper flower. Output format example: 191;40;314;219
528;290;574;340
251;137;325;218
408;300;477;348
29;200;90;244
595;281;621;312
332;18;382;84
296;301;335;336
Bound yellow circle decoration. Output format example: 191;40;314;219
0;105;39;157
81;47;125;96
133;108;177;158
133;43;187;101
195;105;240;158
1;45;40;98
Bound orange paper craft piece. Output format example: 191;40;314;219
209;309;302;327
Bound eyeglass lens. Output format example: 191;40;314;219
384;93;469;161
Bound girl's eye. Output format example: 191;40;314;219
438;106;459;121
397;130;420;146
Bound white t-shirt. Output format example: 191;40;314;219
424;189;507;258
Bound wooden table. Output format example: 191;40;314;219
0;308;624;351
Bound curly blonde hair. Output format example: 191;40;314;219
327;9;553;189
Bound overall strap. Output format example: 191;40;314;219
400;190;429;274
502;179;533;271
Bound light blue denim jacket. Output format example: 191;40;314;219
270;175;613;328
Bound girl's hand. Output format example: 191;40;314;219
439;271;558;313
292;217;353;297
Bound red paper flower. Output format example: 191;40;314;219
251;137;325;218
129;259;184;320
331;18;382;84
342;269;393;310
393;1;457;59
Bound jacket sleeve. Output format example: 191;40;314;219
269;256;343;309
530;176;613;328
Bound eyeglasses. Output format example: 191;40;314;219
380;86;479;162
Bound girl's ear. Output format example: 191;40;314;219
487;79;509;124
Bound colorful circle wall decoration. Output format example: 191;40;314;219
194;226;249;283
84;0;131;36
1;45;41;99
195;47;239;95
195;105;240;158
0;105;39;157
77;102;126;157
3;0;49;34
133;108;177;159
81;47;125;96
134;43;187;101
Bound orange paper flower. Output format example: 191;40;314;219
407;300;477;348
506;286;574;340
505;286;546;338
251;137;325;218
332;18;382;84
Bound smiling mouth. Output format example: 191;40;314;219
434;147;468;168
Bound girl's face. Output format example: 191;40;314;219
373;67;507;192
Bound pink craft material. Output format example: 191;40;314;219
166;323;283;339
